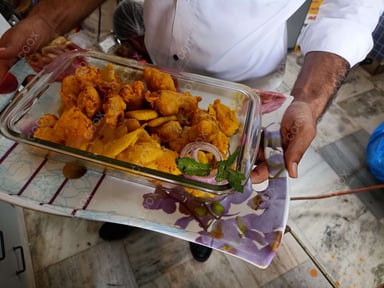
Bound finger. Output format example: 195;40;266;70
284;133;314;178
250;162;269;184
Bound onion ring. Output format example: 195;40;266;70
179;142;228;185
179;142;223;161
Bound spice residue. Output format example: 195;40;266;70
309;268;318;278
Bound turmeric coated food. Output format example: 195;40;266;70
34;64;240;193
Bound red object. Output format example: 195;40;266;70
0;72;18;94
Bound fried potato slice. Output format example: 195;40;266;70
103;126;145;158
116;141;181;175
125;109;158;121
147;115;178;127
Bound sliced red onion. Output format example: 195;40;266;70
179;142;223;161
183;174;228;185
179;142;228;185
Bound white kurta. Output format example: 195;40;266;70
143;0;384;89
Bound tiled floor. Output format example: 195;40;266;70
22;52;384;288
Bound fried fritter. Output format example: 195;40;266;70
102;95;126;128
53;106;94;150
77;86;101;119
119;80;145;110
208;99;239;136
116;141;181;175
145;90;201;117
143;67;176;91
60;74;81;109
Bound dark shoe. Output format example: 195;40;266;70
189;242;212;262
99;222;134;241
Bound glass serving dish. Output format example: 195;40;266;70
0;50;262;201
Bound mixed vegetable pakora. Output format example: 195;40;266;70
33;64;241;196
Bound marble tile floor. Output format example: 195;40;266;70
22;52;384;288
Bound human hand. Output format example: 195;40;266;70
0;16;55;82
249;100;316;185
26;36;81;72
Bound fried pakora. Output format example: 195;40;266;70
208;99;239;137
119;80;145;110
102;95;126;128
60;74;81;109
145;90;202;118
50;106;94;150
143;67;176;91
77;86;101;118
34;64;240;180
116;141;181;175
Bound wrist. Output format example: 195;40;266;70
290;51;350;121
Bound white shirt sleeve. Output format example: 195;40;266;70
298;0;384;67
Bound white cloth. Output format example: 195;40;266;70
143;0;384;89
298;0;384;68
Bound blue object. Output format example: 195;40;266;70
366;122;384;182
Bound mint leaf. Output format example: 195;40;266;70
226;169;246;192
177;147;246;192
176;157;212;176
215;148;245;192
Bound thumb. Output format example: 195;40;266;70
281;101;317;178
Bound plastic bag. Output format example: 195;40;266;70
366;122;384;182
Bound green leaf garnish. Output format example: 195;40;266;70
176;157;212;176
215;148;245;192
177;147;246;192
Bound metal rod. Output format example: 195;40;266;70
286;225;338;288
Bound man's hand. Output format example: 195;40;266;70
250;52;349;182
0;0;105;82
0;15;55;81
284;51;350;178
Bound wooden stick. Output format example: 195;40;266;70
290;183;384;201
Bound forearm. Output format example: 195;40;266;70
290;51;350;121
28;0;105;37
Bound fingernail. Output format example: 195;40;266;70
290;162;298;178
